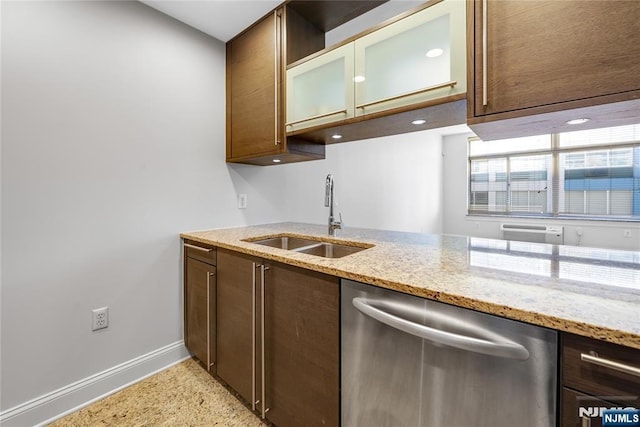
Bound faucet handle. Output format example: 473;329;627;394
338;213;343;228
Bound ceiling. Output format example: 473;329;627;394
140;0;282;42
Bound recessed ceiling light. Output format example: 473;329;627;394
426;48;444;58
566;118;590;125
273;159;281;163
411;119;427;125
332;134;343;140
353;75;366;83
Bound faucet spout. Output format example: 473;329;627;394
325;174;342;236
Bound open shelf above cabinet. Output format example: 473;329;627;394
286;1;389;34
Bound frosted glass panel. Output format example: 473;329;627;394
362;14;450;103
290;57;345;122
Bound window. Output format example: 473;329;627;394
468;124;640;220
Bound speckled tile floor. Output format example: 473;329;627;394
48;358;265;426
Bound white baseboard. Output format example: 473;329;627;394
0;341;190;427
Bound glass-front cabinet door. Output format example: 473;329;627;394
354;0;466;117
286;43;355;133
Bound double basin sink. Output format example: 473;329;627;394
243;234;373;259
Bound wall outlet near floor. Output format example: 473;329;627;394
238;193;247;209
92;307;109;331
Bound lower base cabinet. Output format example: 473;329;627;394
216;248;340;427
561;332;640;427
183;241;216;373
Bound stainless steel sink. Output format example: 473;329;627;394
246;236;320;250
243;234;372;259
296;242;367;258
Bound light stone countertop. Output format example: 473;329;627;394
181;222;640;350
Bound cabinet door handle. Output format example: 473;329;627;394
251;262;259;412
285;109;348;127
260;264;270;419
274;10;281;146
481;0;488;106
206;271;214;371
581;351;640;377
184;243;212;252
355;81;457;110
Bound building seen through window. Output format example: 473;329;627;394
468;124;640;219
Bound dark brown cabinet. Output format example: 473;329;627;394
183;241;216;373
226;2;398;165
216;248;340;427
216;249;256;403
226;7;325;166
561;332;640;427
468;0;640;140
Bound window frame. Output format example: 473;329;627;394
467;133;640;222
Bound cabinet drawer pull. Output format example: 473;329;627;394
355;81;457;110
286;109;348;127
184;243;212;253
581;351;640;377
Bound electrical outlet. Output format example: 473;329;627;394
623;229;632;238
238;194;247;209
92;307;109;331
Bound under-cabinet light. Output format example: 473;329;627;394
566;118;590;125
426;48;444;58
353;75;366;83
411;119;427;125
273;159;281;163
331;134;343;140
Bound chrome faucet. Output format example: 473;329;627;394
325;174;342;236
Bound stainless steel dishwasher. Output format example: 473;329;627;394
341;280;557;427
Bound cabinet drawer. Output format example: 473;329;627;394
562;333;640;407
183;240;216;265
562;387;612;427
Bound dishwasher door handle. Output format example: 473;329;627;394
352;297;530;360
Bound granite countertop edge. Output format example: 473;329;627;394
181;222;640;350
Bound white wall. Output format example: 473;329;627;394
0;0;286;413
281;128;451;234
442;133;640;250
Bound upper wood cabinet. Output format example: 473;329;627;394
284;0;467;143
226;11;282;162
226;2;387;165
226;7;325;166
353;0;466;116
468;0;640;140
286;43;355;133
